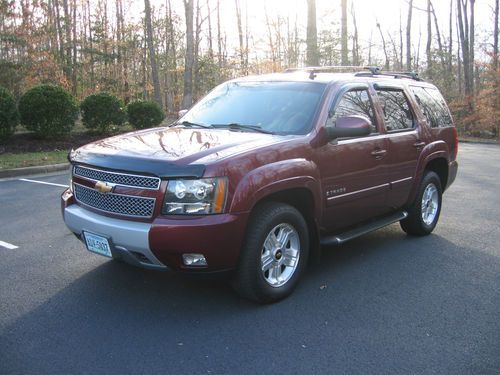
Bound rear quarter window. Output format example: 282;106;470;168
409;86;454;128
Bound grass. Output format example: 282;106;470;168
0;150;69;169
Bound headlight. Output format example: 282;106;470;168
162;177;228;215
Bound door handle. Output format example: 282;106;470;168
371;149;387;157
413;141;426;148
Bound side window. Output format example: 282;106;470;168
329;89;376;132
376;89;414;131
423;87;454;127
410;86;453;128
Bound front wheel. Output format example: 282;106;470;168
400;171;442;236
232;202;309;303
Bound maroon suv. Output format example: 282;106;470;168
62;67;458;303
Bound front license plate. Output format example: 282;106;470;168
83;232;112;258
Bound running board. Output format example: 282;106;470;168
320;211;408;246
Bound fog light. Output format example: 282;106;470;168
182;253;207;267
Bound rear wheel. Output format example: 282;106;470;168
400;171;442;236
233;202;309;303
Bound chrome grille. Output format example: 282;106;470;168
73;166;160;190
74;184;155;218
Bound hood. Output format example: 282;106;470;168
70;126;284;178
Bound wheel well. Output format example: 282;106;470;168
426;158;448;190
257;188;320;264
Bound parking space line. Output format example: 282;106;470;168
0;240;18;249
19;178;68;188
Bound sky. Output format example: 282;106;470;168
130;0;497;64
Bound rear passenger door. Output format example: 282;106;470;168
319;85;392;233
374;85;422;208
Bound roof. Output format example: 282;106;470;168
232;66;434;87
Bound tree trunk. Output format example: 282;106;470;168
426;0;432;75
494;0;499;68
341;0;348;65
235;0;245;74
377;22;390;69
306;0;319;66
457;0;472;95
182;0;194;109
144;0;162;106
469;0;475;94
406;0;413;70
351;2;359;65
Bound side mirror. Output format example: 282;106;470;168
178;109;188;118
325;115;372;141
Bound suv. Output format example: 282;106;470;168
62;67;458;303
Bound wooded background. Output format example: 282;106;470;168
0;0;498;136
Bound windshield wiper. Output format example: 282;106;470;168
211;123;275;134
172;120;212;129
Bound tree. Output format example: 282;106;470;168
494;0;499;68
182;0;194;109
406;0;413;70
306;0;319;66
341;0;348;65
144;0;162;106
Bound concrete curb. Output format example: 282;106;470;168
0;163;70;178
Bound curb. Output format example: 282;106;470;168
0;163;70;178
459;139;500;145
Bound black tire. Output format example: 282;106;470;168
400;171;442;236
232;202;309;303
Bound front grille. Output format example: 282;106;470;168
73;166;160;190
74;184;156;218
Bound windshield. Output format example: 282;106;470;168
181;81;326;135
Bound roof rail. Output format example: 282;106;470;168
284;66;379;79
355;69;422;81
284;65;422;81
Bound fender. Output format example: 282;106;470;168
406;140;450;205
229;158;322;220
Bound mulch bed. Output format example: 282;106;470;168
0;132;110;154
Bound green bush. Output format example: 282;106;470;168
80;92;125;133
126;100;165;130
18;84;78;138
0;86;19;142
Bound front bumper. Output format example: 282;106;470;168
62;190;249;272
64;204;167;270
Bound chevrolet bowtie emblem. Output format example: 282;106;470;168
94;181;114;194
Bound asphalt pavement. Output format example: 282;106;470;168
0;143;499;374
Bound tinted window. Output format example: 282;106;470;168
182;81;326;135
376;89;414;131
329;89;376;131
410;86;453;128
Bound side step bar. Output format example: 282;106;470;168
320;211;408;246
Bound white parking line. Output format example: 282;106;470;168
0;240;18;250
19;178;68;188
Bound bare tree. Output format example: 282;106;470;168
341;0;348;65
182;0;194;109
406;0;413;70
494;0;499;68
144;0;162;105
426;0;432;74
306;0;319;66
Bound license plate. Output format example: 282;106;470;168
83;232;112;258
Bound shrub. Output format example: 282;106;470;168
19;84;78;138
0;86;19;142
126;100;165;130
80;92;125;133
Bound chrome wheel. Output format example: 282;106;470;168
421;183;439;225
261;223;300;288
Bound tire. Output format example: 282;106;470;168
232;202;309;303
400;171;442;236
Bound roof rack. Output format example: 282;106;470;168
284;66;379;79
283;66;422;81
